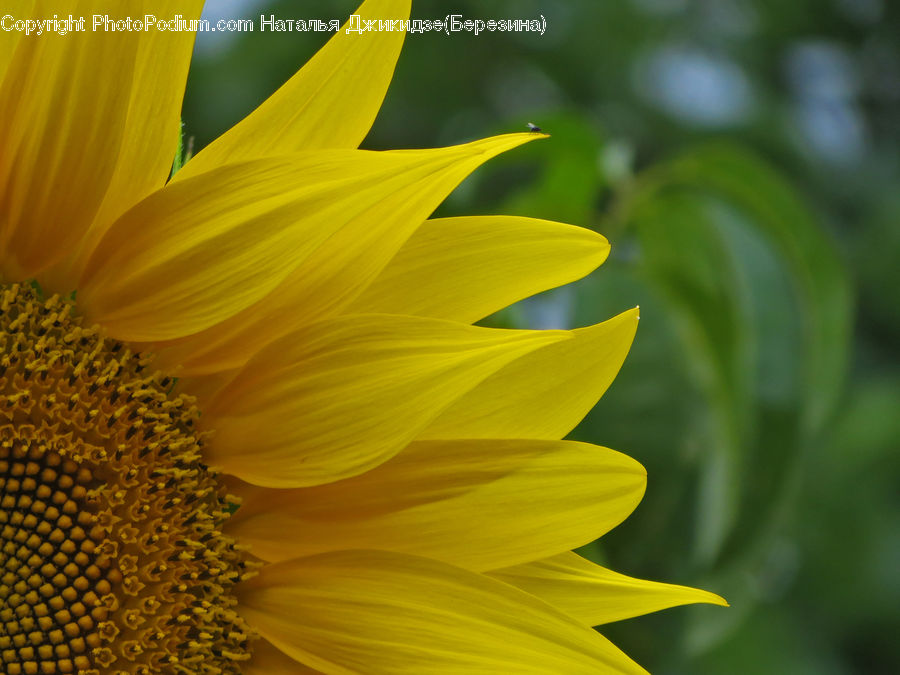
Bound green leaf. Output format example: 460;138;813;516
604;142;852;572
171;119;185;178
635;143;852;434
628;191;754;565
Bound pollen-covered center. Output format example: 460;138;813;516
0;283;254;674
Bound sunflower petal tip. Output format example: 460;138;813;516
620;306;640;323
637;458;648;476
693;587;730;608
507;131;549;146
587;230;612;254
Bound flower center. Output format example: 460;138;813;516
0;283;253;674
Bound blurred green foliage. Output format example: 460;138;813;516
184;1;899;672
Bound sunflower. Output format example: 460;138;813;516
0;1;726;673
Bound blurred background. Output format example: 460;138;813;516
183;1;899;672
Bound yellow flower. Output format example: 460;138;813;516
0;1;726;673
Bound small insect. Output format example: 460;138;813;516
526;122;542;133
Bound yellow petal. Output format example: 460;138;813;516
491;552;729;626
344;216;610;322
203;315;567;488
41;0;203;291
237;550;648;674
226;439;645;571
422;307;640;440
147;134;541;368
176;0;410;180
79;134;537;342
0;0;139;278
178;370;238;409
246;639;320;674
